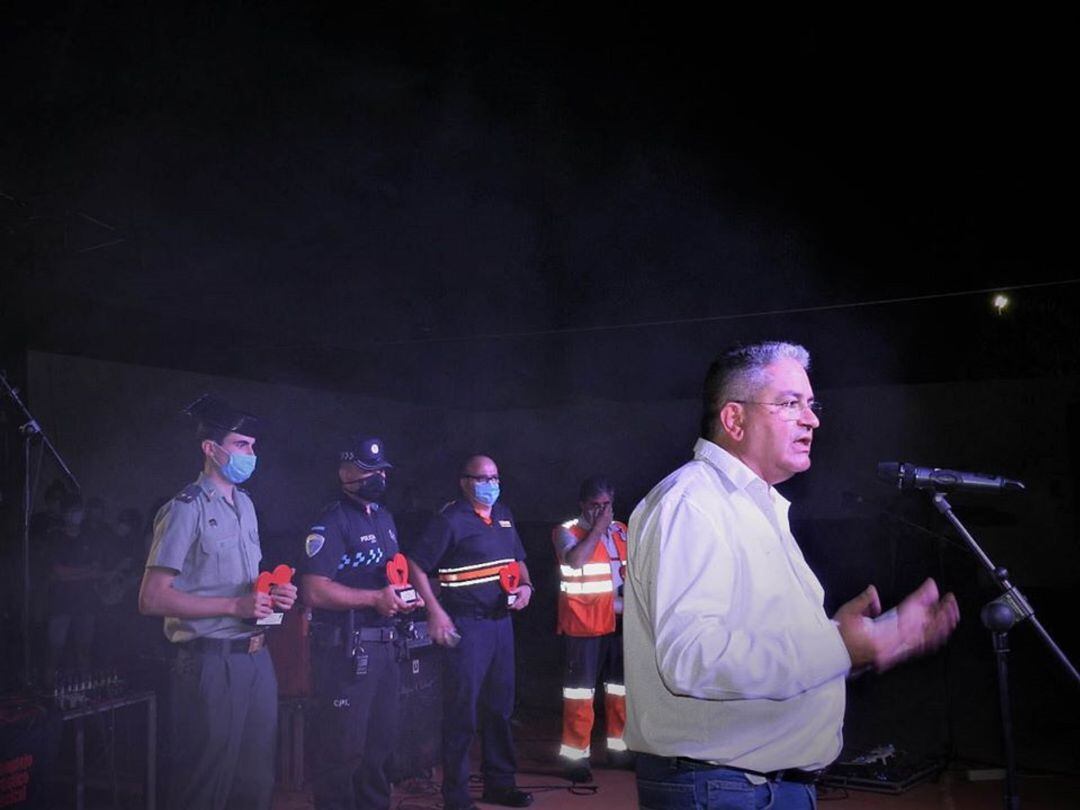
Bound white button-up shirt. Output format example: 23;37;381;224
624;438;851;772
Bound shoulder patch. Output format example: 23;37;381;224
305;533;326;557
174;484;202;504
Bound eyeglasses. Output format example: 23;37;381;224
463;474;500;484
733;399;823;421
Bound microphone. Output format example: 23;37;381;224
877;462;1025;493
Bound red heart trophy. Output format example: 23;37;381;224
500;561;521;607
254;564;294;626
385;553;418;604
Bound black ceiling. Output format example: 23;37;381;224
3;4;1077;405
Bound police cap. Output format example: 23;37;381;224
340;436;392;470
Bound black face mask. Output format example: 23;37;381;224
345;473;387;503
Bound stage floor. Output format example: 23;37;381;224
272;720;1080;810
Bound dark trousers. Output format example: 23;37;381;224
310;642;400;810
563;630;623;689
168;645;277;810
441;615;517;809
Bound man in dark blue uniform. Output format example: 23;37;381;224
299;436;423;810
408;454;534;810
139;395;298;810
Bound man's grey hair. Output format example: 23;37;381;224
700;341;811;439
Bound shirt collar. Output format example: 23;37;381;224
343;497;379;515
195;471;222;501
692;438;790;509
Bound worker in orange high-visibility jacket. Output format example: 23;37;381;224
552;475;631;784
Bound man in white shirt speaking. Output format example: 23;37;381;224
624;341;959;810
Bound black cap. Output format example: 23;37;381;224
340;437;392;470
182;394;260;437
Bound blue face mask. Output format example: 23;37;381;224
218;448;257;484
472;481;500;506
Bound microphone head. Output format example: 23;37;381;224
876;462;900;484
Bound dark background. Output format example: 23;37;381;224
2;1;1078;780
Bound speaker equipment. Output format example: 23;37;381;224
0;697;62;808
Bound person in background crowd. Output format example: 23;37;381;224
46;493;102;679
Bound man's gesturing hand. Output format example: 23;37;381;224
837;579;959;673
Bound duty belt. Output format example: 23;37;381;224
311;623;398;647
437;558;515;588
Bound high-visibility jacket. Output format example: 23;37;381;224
555;519;628;637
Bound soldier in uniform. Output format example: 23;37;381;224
552;475;630;783
299;436;423;810
408;454;534;810
139;395;297;810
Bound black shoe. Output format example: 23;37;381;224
564;762;593;783
480;787;534;807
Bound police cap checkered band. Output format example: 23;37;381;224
339;436;393;470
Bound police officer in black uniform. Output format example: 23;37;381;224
299;436;423;810
407;454;534;810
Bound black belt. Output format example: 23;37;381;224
356;627;398;643
311;624;398;646
183;634;266;655
672;757;820;784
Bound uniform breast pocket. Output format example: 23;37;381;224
199;527;244;582
199;527;234;556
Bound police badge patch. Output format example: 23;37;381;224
305;533;325;557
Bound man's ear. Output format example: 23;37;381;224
201;439;220;461
717;402;745;442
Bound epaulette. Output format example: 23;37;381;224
438;499;459;515
320;499;343;514
174;484;202;504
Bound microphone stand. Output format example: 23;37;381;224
0;371;81;688
931;493;1079;810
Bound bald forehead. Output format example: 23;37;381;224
462;455;497;476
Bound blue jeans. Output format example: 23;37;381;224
636;754;817;810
